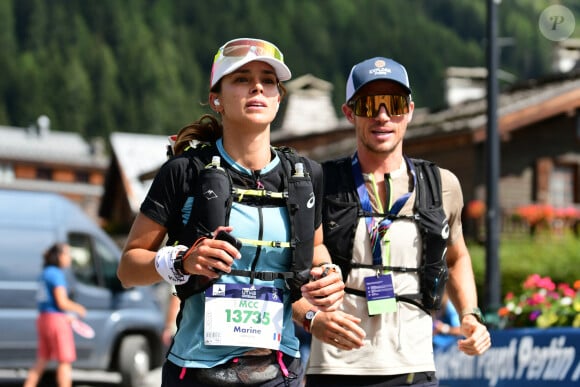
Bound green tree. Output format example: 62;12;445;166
56;57;92;134
84;39;122;138
0;0;577;137
0;0;17;123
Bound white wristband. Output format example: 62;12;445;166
155;245;190;285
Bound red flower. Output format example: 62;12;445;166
498;306;511;317
466;200;485;219
528;293;545;306
498;273;580;328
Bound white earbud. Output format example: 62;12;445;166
214;99;220;106
276;102;280;112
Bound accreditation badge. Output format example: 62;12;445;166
204;283;284;350
364;273;397;315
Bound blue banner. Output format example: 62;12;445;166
435;327;580;386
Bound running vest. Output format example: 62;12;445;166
173;144;316;303
322;155;449;313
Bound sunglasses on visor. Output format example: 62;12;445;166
214;39;284;63
349;94;410;118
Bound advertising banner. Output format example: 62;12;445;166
435;327;580;387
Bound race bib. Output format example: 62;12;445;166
204;283;284;350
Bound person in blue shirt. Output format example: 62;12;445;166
24;243;87;387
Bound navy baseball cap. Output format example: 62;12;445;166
345;57;411;102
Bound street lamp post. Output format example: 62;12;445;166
485;0;502;324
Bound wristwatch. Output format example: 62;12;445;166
173;250;189;276
461;307;485;324
303;310;318;333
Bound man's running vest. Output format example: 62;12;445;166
173;144;316;303
322;155;449;313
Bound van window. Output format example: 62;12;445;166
68;232;121;289
93;237;121;289
69;233;97;286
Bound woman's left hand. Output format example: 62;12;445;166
300;266;344;312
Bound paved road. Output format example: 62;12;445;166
0;367;162;387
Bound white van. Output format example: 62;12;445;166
0;189;165;387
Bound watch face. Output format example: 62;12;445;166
306;310;316;320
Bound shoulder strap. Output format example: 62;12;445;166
410;157;449;312
322;156;355;197
276;146;316;302
274;146;310;174
175;144;234;299
411;157;443;211
321;156;360;282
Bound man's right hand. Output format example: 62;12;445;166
301;267;345;312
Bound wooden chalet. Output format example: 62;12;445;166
0;115;108;221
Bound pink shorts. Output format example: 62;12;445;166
37;313;76;363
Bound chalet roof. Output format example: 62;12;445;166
407;70;580;142
274;74;338;139
285;74;334;93
0;124;108;168
109;132;169;213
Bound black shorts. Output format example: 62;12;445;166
306;372;438;387
161;354;305;387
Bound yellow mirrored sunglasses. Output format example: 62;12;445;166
349;94;410;118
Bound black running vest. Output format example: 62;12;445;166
322;155;449;313
173;144;317;303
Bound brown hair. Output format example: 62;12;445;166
173;114;223;156
43;243;67;268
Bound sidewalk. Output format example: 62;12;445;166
0;367;162;386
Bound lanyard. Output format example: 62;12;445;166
351;153;416;266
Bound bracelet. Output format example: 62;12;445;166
191;236;207;251
303;309;319;333
175;237;207;276
310;310;320;332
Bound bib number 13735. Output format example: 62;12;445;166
204;283;284;350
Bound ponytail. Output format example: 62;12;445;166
171;114;223;156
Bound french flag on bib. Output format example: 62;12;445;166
272;332;281;342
